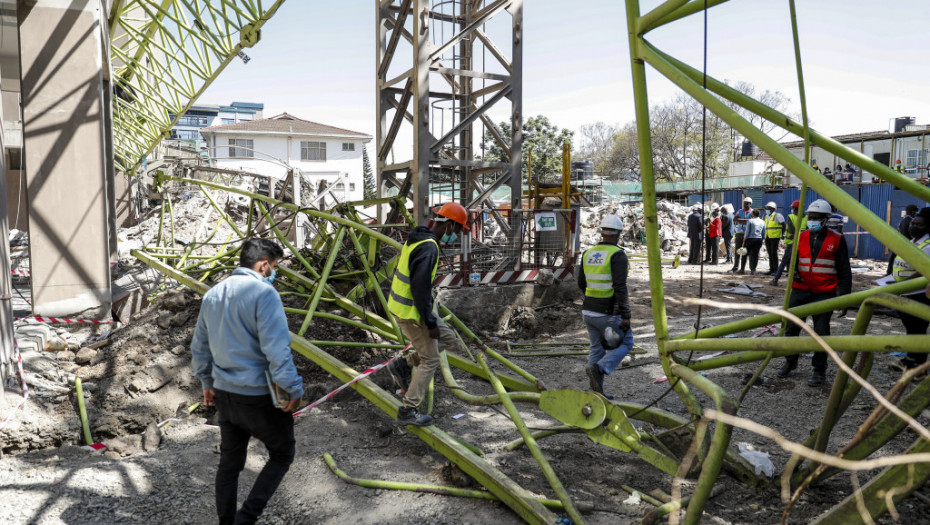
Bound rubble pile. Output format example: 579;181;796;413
580;200;692;254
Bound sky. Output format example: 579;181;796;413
201;0;930;143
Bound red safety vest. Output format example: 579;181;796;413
794;229;842;293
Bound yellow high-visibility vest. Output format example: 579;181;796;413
765;213;784;239
893;238;930;282
582;244;620;298
387;238;439;321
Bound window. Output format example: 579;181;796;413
228;138;254;158
176;115;208;127
349;183;356;192
171;130;201;140
906;149;928;175
301;141;326;161
221;118;235;125
342;142;355;151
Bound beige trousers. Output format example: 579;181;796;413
395;314;464;409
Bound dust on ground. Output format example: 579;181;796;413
2;238;930;524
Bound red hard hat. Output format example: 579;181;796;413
791;200;800;209
436;202;471;230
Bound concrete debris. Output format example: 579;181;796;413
142;422;162;452
580;200;692;255
719;283;769;298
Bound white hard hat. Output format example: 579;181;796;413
765;201;777;209
738;247;748;256
600;214;623;231
710;202;720;211
692;203;702;210
806;199;832;215
743;197;753;204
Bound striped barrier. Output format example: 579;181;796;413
15;316;113;325
434;267;574;288
0;343;29;432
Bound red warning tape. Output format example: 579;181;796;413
0;341;29;432
11;270;29;276
293;343;412;418
14;316;113;325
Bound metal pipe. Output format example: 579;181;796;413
75;376;93;446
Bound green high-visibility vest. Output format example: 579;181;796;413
785;213;808;245
582;244;621;298
765;213;784;238
892;238;930;281
387;238;439;321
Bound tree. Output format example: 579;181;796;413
362;145;375;199
578;121;619;179
481;115;574;184
723;80;795;161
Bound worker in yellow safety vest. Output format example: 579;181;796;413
578;214;634;399
771;200;808;286
889;207;930;372
763;201;785;275
386;202;469;427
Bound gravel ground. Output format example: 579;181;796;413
2;251;930;524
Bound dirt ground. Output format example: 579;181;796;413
2;246;930;524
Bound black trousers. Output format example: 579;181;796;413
705;235;719;263
902;292;930;365
215;389;296;525
688;236;702;264
784;290;836;372
764;237;780;273
731;233;745;269
741;238;763;271
722;231;733;261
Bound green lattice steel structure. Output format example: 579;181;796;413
626;1;930;523
109;0;286;173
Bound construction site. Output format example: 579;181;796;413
1;1;930;524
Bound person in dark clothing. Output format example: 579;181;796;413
886;204;919;275
889;207;930;372
578;214;633;399
386;203;470;427
720;205;733;264
687;204;703;264
191;238;304;525
776;199;853;387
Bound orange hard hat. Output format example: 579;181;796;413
436;202;470;230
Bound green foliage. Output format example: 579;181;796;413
481;115;574;184
362;145;375;199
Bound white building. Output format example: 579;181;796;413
169;101;264;150
200;113;373;203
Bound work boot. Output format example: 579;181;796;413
387;358;412;393
737;269;746;275
769;278;779;286
397;406;433;427
586;364;604;395
776;361;796;378
807;370;826;387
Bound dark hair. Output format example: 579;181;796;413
906;204;919;214
752;209;760;218
239;238;284;268
916;207;930;223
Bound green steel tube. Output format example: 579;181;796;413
306;341;405;349
644;0;730;30
347;229;403;340
200;185;246;239
283;308;399;342
75;376;93;446
668;365;734;525
166;192;176;249
426;377;434;415
505;426;583;451
649;47;930;205
439;352;541;406
476;353;585;524
156;198;166;248
809;438;930;525
323;453;592;513
446;353;539;393
635;0;691;35
639;40;930;279
626;0;701;421
255;201;325;282
677;277;927;340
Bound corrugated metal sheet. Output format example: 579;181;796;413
859;185;895;260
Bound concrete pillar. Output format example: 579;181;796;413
18;0;113;318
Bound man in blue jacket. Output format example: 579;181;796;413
192;238;303;525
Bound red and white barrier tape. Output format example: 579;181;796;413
293;344;412;418
0;342;29;432
11;269;29;276
435;267;574;288
15;316;113;325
